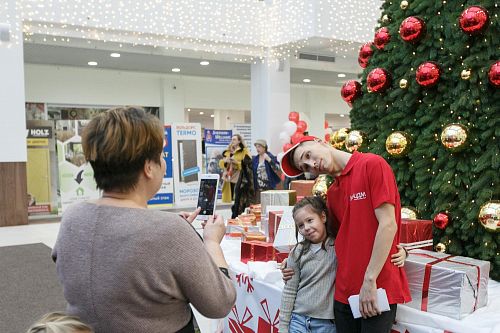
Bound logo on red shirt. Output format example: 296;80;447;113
350;192;367;201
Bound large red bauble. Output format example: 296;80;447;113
488;61;500;87
358;42;374;68
433;212;449;230
374;27;391;50
416;62;441;87
296;120;308;133
288;111;300;124
341;80;362;104
459;6;489;35
399;16;426;43
367;68;391;93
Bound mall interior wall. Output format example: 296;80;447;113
24;64;348;137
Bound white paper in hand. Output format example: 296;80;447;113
347;288;390;319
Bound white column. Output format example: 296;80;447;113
160;77;186;125
0;1;26;162
251;59;290;155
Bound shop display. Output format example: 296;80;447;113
404;249;490;319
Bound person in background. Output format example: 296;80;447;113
252;139;281;203
280;136;411;333
219;134;251;203
52;107;236;333
26;312;93;333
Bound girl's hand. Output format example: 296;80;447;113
391;245;407;267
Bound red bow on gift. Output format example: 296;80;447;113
229;305;254;333
257;299;279;333
236;273;255;293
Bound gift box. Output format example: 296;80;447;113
400;219;433;250
275;251;289;264
273;210;301;253
260;190;297;219
268;211;283;243
241;241;276;263
404;249;490;319
226;219;259;238
249;204;262;222
290;180;315;197
242;231;267;242
238;213;257;226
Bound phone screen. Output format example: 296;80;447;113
197;178;218;216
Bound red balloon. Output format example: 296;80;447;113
374;27;391;50
459;6;489;35
288;111;300;124
367;68;391;93
399;16;426;43
358;42;374;68
325;133;331;142
291;132;304;145
297;120;308;133
324;120;329;129
433;212;449;230
416;62;441;87
283;143;293;152
488;61;500;87
341;80;362;105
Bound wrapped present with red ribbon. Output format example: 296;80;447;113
290;180;315;197
228;305;255;333
268;211;283;243
241;241;276;263
404;249;490;319
400;219;433;251
257;299;279;333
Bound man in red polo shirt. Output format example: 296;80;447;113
280;136;411;333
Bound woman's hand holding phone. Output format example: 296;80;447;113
179;207;201;224
202;214;225;244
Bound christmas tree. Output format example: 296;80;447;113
346;1;499;279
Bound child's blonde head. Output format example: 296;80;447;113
26;312;93;333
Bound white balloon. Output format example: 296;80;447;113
279;131;291;145
282;121;298;136
277;152;285;163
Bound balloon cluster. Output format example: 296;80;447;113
279;112;309;153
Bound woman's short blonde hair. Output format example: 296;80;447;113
82;106;164;192
26;312;93;333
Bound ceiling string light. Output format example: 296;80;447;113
2;0;380;61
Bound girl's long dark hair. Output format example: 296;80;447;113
291;196;335;265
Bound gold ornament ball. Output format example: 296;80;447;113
312;175;334;201
435;243;446;253
478;201;500;233
345;130;365;152
400;0;409;10
386;131;411;157
461;69;471;80
401;206;418;219
399;78;408;89
330;128;350;149
382;14;390;23
440;124;468;151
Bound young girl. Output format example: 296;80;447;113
279;196;407;333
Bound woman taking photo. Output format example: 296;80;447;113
52;107;236;333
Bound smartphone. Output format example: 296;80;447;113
196;174;220;220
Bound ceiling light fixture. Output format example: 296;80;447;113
303;78;311;83
337;73;346;78
187;108;191;111
200;61;210;66
200;111;204;115
110;53;121;58
171;68;181;72
340;114;345;117
210;114;214;118
87;61;98;66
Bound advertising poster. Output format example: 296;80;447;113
171;123;203;205
232;123;252;148
204;129;232;199
55;120;100;214
148;126;174;207
26;120;57;215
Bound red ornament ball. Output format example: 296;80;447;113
341;80;362;105
374;27;391;50
416;62;441;87
433;212;449;230
488;61;500;87
367;68;391;93
358;42;374;68
399;16;426;43
459;6;489;35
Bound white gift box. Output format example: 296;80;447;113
404;249;490;319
